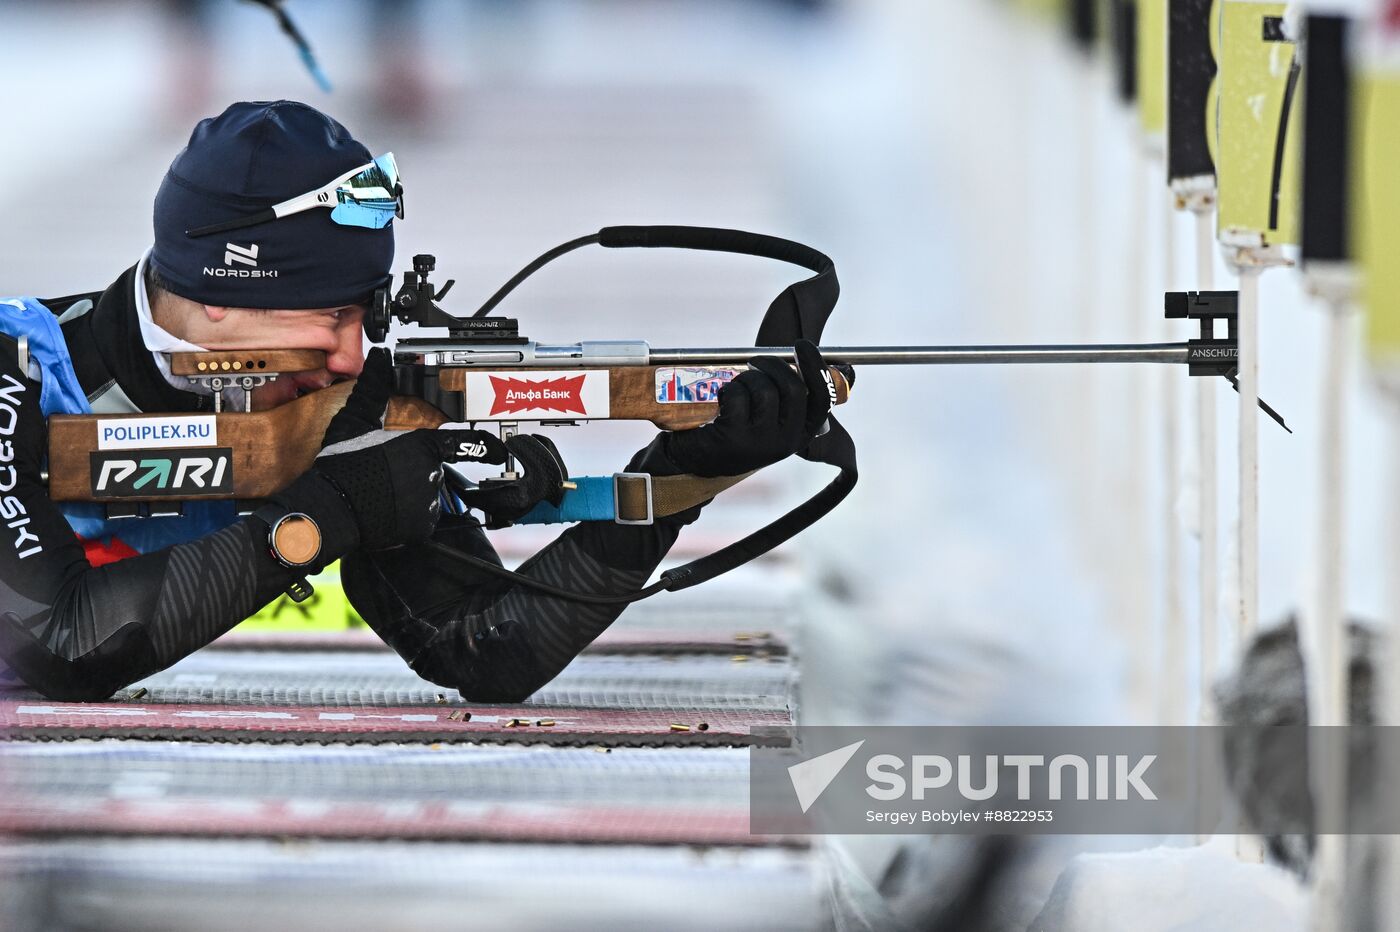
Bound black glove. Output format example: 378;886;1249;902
274;348;508;552
449;433;570;524
664;339;836;478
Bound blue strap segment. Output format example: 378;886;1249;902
514;476;617;525
0;295;241;554
0;297;91;417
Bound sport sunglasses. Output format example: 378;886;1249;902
185;152;403;238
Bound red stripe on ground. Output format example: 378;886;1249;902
209;628;788;656
0;798;802;848
0;701;791;746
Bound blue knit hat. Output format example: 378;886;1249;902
150;100;395;309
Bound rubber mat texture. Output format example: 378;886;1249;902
0;699;792;746
0;742;799;846
212;628;789;656
105;651;794;711
0;839;821;932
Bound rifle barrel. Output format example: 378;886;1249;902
649;343;1193;366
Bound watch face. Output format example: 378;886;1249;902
273;514;321;567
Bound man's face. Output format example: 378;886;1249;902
196;304;368;410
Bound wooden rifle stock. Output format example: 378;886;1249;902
46;360;851;504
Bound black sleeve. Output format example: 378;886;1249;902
0;347;358;701
342;435;702;703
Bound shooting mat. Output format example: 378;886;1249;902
0;839;821;932
0;741;797;847
0;651;793;745
212;627;789;656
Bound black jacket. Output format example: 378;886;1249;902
0;266;696;701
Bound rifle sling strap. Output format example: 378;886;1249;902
614;471;753;524
513;471;754;526
450;224;856;604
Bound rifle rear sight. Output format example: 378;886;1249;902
366;253;523;344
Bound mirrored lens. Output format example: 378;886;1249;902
335;152;403;220
330;201;397;230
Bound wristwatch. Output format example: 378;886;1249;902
252;504;322;569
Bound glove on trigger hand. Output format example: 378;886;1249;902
450;433;570;524
663;339;837;478
273;347;508;553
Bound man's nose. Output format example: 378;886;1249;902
325;329;367;377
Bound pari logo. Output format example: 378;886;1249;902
90;448;234;499
655;367;742;404
462;371;611;421
204;242;279;279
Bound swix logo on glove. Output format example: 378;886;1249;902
820;369;838;406
456;439;491;459
462;371;611;421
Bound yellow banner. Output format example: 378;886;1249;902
237;560;366;632
1013;0;1065;22
1361;72;1400;363
1215;1;1303;247
1137;0;1167;136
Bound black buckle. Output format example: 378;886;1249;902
285;577;314;604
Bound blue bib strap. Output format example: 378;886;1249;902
515;476;617;525
0;297;91;416
59;501;240;554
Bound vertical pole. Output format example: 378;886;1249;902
1385;398;1400;932
1124;143;1153;717
1236;267;1260;649
1194;208;1218;727
1308;302;1351;932
1075;53;1103;571
1234;264;1265;864
1189;207;1220;847
1160;195;1184;726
